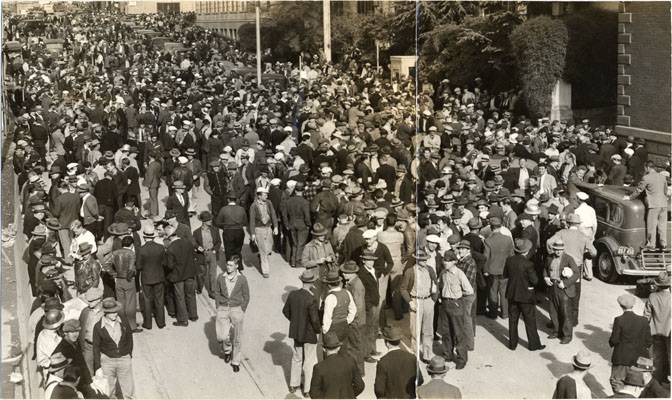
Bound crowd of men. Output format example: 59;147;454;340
5;7;671;400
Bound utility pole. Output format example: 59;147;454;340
323;0;331;63
255;1;262;87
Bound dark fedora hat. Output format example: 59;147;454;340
339;261;359;274
101;297;122;313
322;269;341;284
198;211;213;222
46;218;61;230
311;222;328;236
299;269;318;283
43;309;65;330
322;332;342;349
382;326;402;342
514;238;533;254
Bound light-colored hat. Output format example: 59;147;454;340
256;186;269;194
178;156;188;164
362;230;377;240
426;234;441;244
577;192;589;201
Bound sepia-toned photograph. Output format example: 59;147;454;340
0;1;670;399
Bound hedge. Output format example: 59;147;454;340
511;16;569;117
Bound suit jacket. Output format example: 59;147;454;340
609;311;652;366
282;288;320;344
136;241;166;285
483;232;514;275
357;267;379;309
165;237;196;282
81;194;100;226
165;193;190;226
193;225;222;252
631;169;669;208
52;192;81;227
283;195;311;230
417;378;462;399
144;160;162;189
310;353;365;399
374;349;418;399
503;254;538;303
544;254;580;298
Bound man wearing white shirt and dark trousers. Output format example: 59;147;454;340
573;192;597;280
321;269;356;345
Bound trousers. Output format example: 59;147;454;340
610;364;629;393
437;298;468;367
289;227;309;268
364;305;380;356
646;207;668;248
290;341;317;391
652;334;671;382
222;228;245;270
115;278;137;330
508;300;542;350
58;228;72;258
487;275;509;318
173;278;198;323
344;323;365;375
141;282;165;329
411;297;435;360
255;226;274;275
216;306;244;365
101;354;134;399
148;186;159;217
461;294;476;350
549;286;573;340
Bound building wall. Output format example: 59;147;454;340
616;1;671;155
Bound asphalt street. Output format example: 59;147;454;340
126;182;641;399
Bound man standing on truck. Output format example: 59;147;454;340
625;161;670;250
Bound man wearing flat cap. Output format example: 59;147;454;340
609;293;652;393
309;331;364;399
194;210;222;295
374;326;420;399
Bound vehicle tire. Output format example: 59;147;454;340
597;251;618;283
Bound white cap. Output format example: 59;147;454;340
223;146;232;152
577;192;589;201
270;178;281;186
286;180;297;190
362;230;377;240
274;153;284;161
256;187;269;194
426;234;441;244
284;126;293;132
178;156;188;164
67;163;78;170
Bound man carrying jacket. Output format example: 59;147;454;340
544;240;580;344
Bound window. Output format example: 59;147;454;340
610;205;624;226
357;0;374;15
593;198;610;222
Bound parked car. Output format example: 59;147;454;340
576;182;671;282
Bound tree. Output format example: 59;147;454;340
511;16;569;117
267;1;323;60
420;11;523;91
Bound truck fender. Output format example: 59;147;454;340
595;236;627;273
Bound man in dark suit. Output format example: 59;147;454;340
357;251;380;362
136;225;166;330
282;270;321;395
544;239;580;344
144;151;162;218
417;356;462;399
608;294;652;393
193;211;223;296
215;194;248;271
164;223;197;326
165;180;191;228
51;183;80;256
503;239;545;351
309;332;365;399
282;182;311;268
374;326;419;399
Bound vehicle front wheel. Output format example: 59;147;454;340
597;251;618;283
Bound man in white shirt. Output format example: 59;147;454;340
574;192;597;280
321;269;356;342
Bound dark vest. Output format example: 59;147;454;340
330;289;350;325
207;170;229;197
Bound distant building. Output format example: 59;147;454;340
193;1;256;40
123;0;194;15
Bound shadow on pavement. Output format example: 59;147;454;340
262;332;293;387
539;351;573;378
478;317;524;349
241;244;260;274
585;371;610;398
204;316;222;357
575;323;612;362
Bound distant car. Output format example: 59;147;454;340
576;182;671;282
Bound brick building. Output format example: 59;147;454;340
616;1;671;156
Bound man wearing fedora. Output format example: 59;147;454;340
309;331;365;399
249;186;278;278
374;326;419;399
552;350;593;398
400;250;437;363
625;160;669;250
79;290;104;377
547;213;597;325
37;307;66;379
215;194;248;271
52;182;81;257
417;356;462;399
321;269;356;342
213;256;250;373
165;180;191;229
164;223;198;326
74;242;103;296
102;235;141;333
644;271;671;383
43;352;73;400
282;270;321;395
302;223;337;291
92;297;135;399
194;210;223;295
544;239;580;344
483;216;514;319
609;293;652;393
341;260;367;375
136;225;166;330
282;181;311;268
631;356;671;398
503;239;545;351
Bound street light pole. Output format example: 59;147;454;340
323;0;331;63
255;2;262;87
